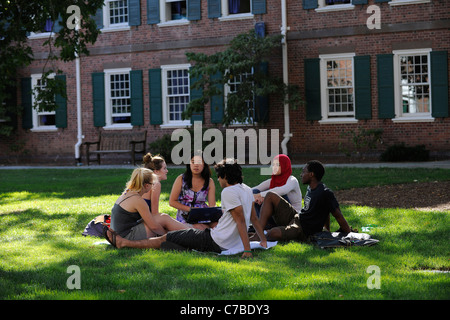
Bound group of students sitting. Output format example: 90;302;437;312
104;152;352;258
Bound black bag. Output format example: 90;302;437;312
183;207;223;224
82;214;111;237
310;231;379;249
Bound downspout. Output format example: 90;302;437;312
280;0;292;155
74;24;83;165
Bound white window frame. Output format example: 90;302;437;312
158;0;189;27
224;68;256;126
316;0;354;13
319;53;358;124
101;0;131;32
104;68;133;130
389;0;431;6
28;18;56;39
219;0;254;21
392;48;434;123
30;73;57;132
160;64;192;128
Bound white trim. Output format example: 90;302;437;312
101;0;130;32
219;0;253;19
316;0;354;13
161;64;191;126
389;0;431;7
218;13;254;21
30;73;57;131
392;48;433;122
159;0;189;25
157;19;189;27
103;67;132;128
319;118;359;125
319;53;356;123
391;117;434;123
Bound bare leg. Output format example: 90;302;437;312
259;192;281;229
154;213;190;231
106;228;166;249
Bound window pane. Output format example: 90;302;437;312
399;54;430;114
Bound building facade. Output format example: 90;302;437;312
1;0;449;164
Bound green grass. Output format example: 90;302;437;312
0;167;449;300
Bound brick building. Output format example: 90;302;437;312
1;0;449;164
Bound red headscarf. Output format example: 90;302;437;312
269;154;292;189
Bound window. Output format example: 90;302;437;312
319;53;356;123
220;0;253;19
161;65;191;126
225;68;255;124
316;0;354;12
104;68;132;128
31;74;57;131
158;0;189;25
389;0;431;6
103;0;130;30
167;1;187;20
393;49;432;121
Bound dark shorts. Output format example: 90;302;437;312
166;228;222;253
272;197;307;242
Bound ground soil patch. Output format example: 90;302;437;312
335;181;450;212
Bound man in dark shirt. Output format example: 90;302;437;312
253;160;351;242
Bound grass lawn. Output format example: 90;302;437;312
0;167;449;301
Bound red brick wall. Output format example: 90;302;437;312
1;0;449;164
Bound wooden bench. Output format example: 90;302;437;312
83;130;147;165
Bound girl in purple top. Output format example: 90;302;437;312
169;152;216;225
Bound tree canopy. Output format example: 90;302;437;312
185;29;302;126
0;0;104;136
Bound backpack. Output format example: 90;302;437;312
82;214;111;237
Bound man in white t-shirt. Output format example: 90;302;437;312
105;158;267;258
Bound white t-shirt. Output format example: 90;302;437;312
253;175;302;212
210;183;253;250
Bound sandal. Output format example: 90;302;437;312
102;224;117;248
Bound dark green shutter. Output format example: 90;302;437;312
147;0;160;24
55;75;67;128
130;70;144;126
377;54;395;119
303;0;318;10
93;8;103;29
190;69;204;124
92;72;105;127
129;0;141;26
374;0;390;3
210;72;224;124
354;55;372;120
21;77;33;129
430;51;449;118
252;0;266;15
53;15;63;33
188;0;201;21
304;58;321;121
208;0;221;18
255;62;269;123
149;68;163;125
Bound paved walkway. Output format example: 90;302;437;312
1;160;450;169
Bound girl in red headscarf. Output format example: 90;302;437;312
252;155;302;218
